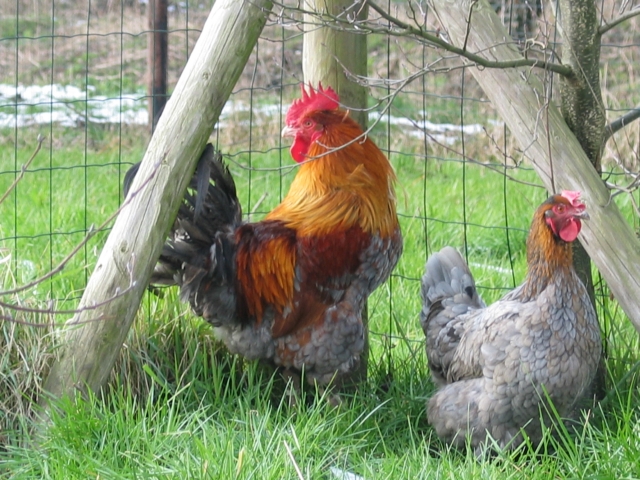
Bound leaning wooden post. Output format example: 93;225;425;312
303;0;370;382
430;0;640;330
42;0;273;407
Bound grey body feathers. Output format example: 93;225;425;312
421;247;600;451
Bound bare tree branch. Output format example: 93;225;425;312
0;283;135;328
271;0;575;78
462;0;478;52
365;1;575;78
604;106;640;141
598;6;640;36
604;151;640;201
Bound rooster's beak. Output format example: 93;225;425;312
281;125;295;138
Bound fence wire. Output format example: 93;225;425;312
1;0;639;378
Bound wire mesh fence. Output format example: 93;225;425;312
1;0;639;396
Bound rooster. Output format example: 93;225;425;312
420;191;600;451
125;84;402;392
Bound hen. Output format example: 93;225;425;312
125;84;402;391
420;191;600;451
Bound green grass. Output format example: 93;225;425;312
2;0;640;474
0;121;639;478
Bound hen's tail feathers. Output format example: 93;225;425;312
122;145;242;297
420;247;484;323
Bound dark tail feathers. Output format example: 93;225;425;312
123;144;242;293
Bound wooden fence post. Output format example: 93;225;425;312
303;0;368;128
302;0;370;383
147;0;168;132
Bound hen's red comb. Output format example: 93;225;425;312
561;190;583;207
285;83;340;124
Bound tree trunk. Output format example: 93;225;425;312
557;0;606;172
556;0;607;398
41;0;273;413
430;0;640;333
303;0;369;383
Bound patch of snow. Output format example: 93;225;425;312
0;84;147;128
329;466;366;480
0;84;489;145
469;262;513;275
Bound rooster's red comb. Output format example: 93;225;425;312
285;83;340;124
560;190;583;207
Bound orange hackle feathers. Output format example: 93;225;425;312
269;112;398;239
522;192;584;298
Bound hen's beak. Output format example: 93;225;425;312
281;125;295;138
574;209;590;220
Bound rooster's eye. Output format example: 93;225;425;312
303;120;313;128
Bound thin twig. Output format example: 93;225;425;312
0;135;44;206
1;225;139;327
0;284;135;318
428;131;545;189
598;6;640;36
602;145;640;214
462;0;478;52
0;289;137;329
604;106;640;141
228;77;413;175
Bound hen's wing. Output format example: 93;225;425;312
235;220;298;327
445;293;524;384
421;248;529;387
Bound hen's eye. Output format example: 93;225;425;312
556;205;565;214
303;120;313;128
